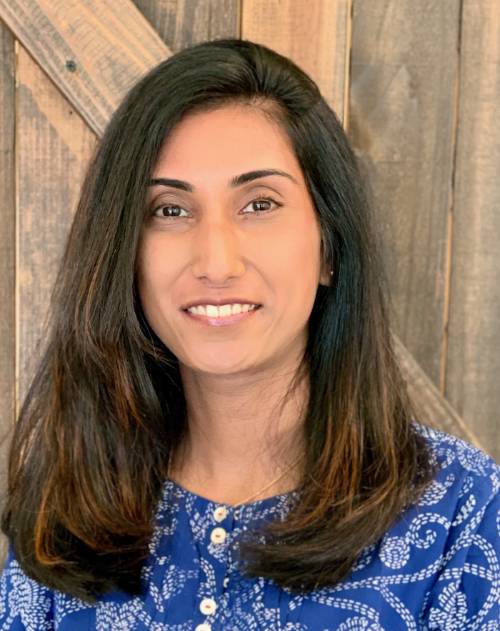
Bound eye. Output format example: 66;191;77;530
150;196;281;221
152;204;190;220
241;197;281;216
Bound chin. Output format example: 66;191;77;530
179;351;262;376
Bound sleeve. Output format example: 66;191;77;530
424;465;500;630
0;544;54;630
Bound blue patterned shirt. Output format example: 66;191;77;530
0;424;499;630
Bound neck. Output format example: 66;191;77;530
170;362;308;504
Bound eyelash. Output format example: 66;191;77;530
151;196;282;220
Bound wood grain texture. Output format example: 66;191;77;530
0;20;16;568
0;0;172;136
133;0;240;49
392;333;481;447
16;45;97;406
445;0;500;461
0;1;493;493
349;1;461;403
241;0;352;125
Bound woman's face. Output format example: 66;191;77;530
137;105;330;376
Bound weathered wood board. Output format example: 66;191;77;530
349;0;461;392
133;0;240;49
16;45;97;404
242;0;352;125
0;19;16;566
0;0;172;135
445;0;500;459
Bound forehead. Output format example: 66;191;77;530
151;105;303;186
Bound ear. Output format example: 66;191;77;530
318;237;332;287
319;262;332;287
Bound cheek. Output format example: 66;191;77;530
267;215;321;281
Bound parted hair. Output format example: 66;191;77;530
1;38;435;603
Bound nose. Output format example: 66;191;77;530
191;216;246;283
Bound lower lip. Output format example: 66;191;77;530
181;306;262;327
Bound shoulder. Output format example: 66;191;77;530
377;422;499;579
412;421;499;512
408;422;499;538
349;423;500;627
0;545;54;628
399;423;500;627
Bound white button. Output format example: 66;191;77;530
199;597;217;615
223;576;229;587
210;527;227;544
213;506;228;522
195;625;212;631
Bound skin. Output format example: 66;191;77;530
136;104;331;505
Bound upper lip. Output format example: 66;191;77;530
181;298;262;310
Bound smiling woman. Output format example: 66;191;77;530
0;38;498;630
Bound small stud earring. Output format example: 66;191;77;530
330;269;334;276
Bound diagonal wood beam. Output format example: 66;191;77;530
392;332;481;446
0;0;481;449
0;0;171;135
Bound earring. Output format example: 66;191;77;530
330;269;333;276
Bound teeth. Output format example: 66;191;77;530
187;303;259;317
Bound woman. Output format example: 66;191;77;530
0;38;498;630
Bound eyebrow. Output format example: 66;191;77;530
147;169;298;192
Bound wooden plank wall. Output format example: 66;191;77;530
349;0;460;391
348;0;500;460
0;5;498;576
446;1;500;461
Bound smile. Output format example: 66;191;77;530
181;304;262;327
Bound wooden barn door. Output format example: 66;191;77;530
1;0;498;561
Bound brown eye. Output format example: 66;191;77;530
241;197;281;215
152;204;189;219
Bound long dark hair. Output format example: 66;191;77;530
1;38;435;603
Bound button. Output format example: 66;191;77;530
213;506;228;522
223;576;229;587
195;625;212;631
210;527;227;544
199;597;217;615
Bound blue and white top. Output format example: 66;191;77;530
0;424;499;630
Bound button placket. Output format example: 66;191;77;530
211;504;234;594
